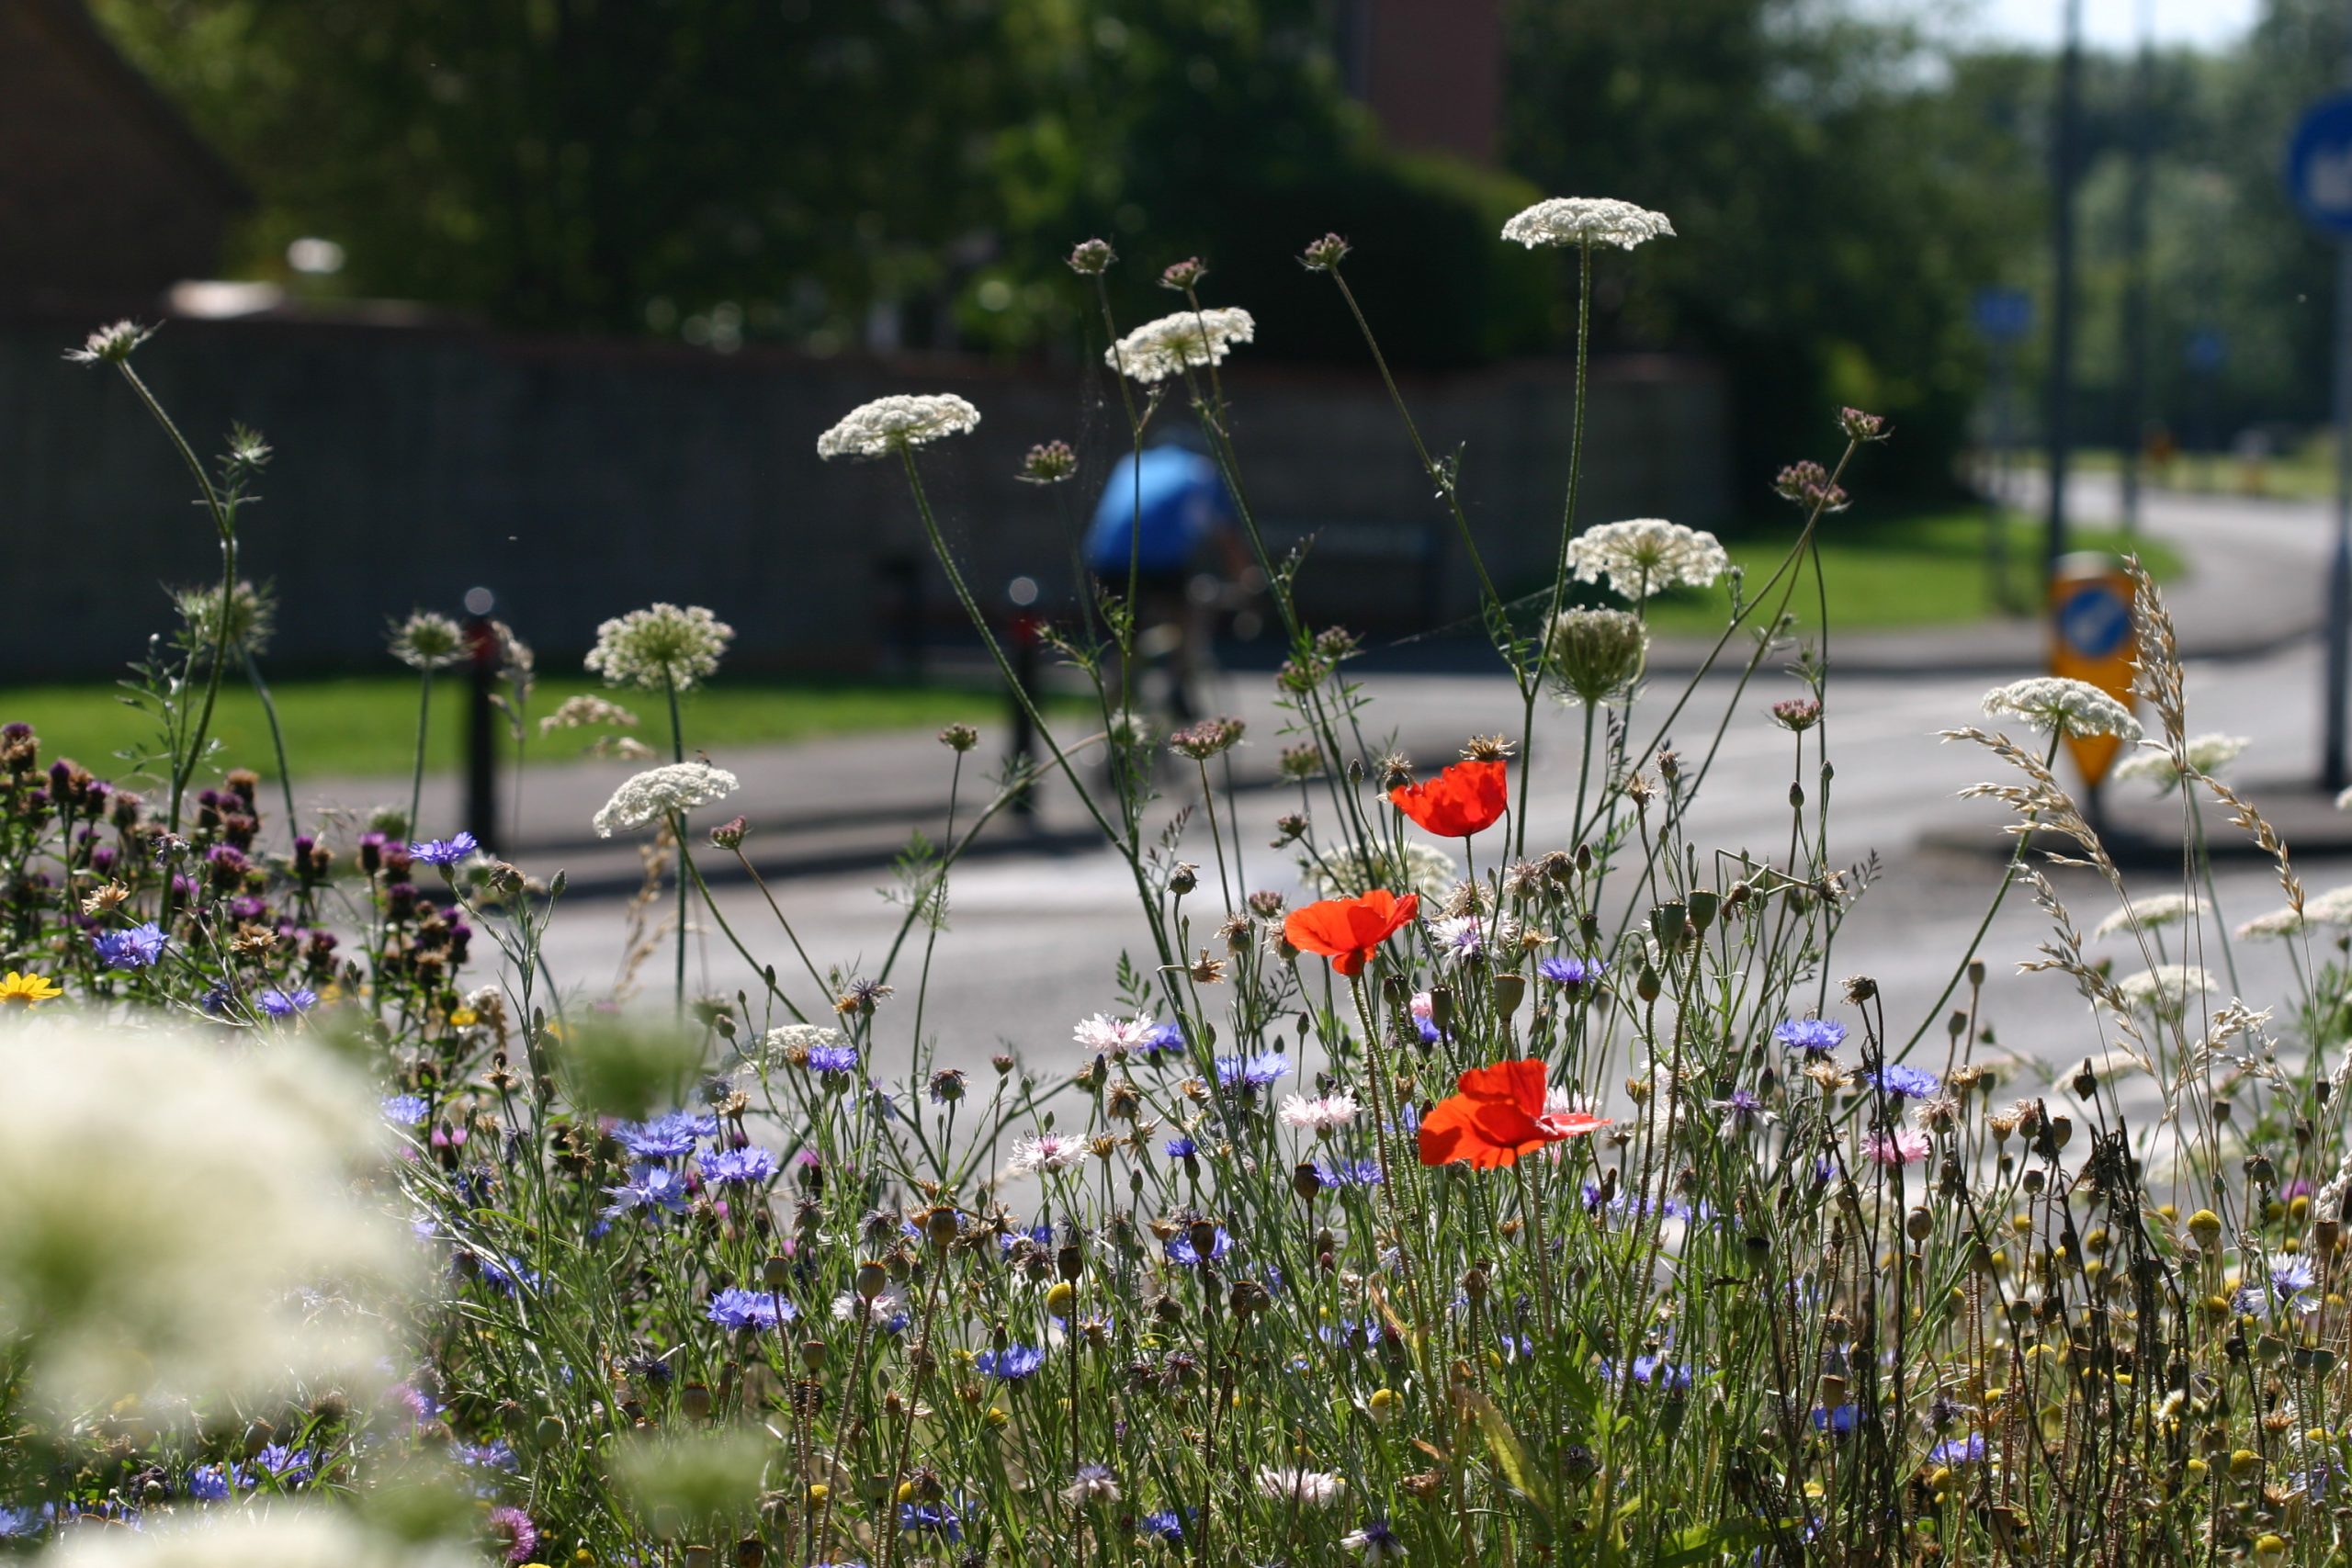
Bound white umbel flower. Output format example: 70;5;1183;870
2310;884;2352;923
2112;733;2247;794
1104;307;1257;384
817;392;981;459
585;603;734;693
1302;841;1458;901
1007;1131;1088;1175
1502;197;1676;251
1566;519;1728;603
2111;964;2214;1017
1277;1091;1362;1134
592;761;741;838
0;1020;412;1412
2234;907;2310;942
43;1508;481;1568
2091;893;2206;942
1257;1467;1344;1506
1980;677;2142;742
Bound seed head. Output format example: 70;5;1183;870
1298;232;1351;272
1159;256;1208;291
1067;238;1116;276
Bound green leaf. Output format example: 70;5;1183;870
1458;1389;1550;1520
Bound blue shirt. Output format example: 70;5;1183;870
1083;447;1229;576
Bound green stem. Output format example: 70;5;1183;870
1517;243;1596;861
408;669;433;838
666;671;687;1014
241;645;299;840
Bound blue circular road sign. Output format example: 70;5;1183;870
2056;580;2132;660
1971;287;2032;344
2288;93;2352;236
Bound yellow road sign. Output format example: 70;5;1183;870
2048;552;2138;789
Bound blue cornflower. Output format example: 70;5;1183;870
998;1224;1054;1256
2273;1255;2319;1298
186;1464;235;1501
977;1344;1047;1382
1343;1518;1402;1560
1135;1021;1186;1059
474;1254;541;1295
1313;1158;1384;1189
699;1145;779;1185
707;1287;795;1332
898;1501;961;1540
806;1043;860;1076
603;1163;692;1217
1537;954;1605;989
0;1506;38;1540
252;1445;311;1488
615;1111;717;1160
92;922;166;970
1214;1052;1291;1089
1774;1017;1845;1054
1629;1351;1695;1391
1164;1136;1198;1159
451;1440;519;1471
1140;1510;1185;1545
1811;1404;1860;1436
1928;1433;1985;1466
1865;1064;1939;1100
408;832;480;866
1414;1012;1444;1045
258;987;319;1017
382;1094;430;1126
1165;1227;1233;1267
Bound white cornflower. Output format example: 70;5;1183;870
1566;519;1728;603
1062;1464;1124;1506
1257;1467;1344;1506
1980;677;2141;742
1303;841;1458;901
1502;197;1675;251
1278;1091;1361;1134
1008;1131;1088;1176
591;761;741;838
2112;964;2214;1017
584;603;734;693
64;319;155;366
0;1020;413;1412
2091;893;2206;942
832;1287;906;1325
387;610;467;671
2234;907;2310;942
1104;307;1257;384
1429;913;1518;965
2112;733;2247;794
1073;1013;1158;1056
817;392;982;459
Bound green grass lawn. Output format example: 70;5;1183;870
2041;441;2335;502
0;674;1035;782
1636;507;2184;637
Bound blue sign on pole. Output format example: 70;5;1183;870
2288;92;2352;237
2055;578;2133;660
1971;287;2033;344
2186;329;2227;373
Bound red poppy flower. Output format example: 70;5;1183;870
1417;1058;1611;1169
1388;758;1508;839
1282;888;1420;977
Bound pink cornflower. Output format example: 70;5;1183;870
1865;1127;1931;1167
1278;1091;1361;1134
488;1506;537;1563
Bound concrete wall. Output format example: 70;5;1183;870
0;310;1730;680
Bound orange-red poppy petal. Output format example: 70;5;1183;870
1389;759;1509;838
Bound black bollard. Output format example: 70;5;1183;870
462;588;501;853
1006;576;1041;821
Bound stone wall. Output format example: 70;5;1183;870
0;310;1729;679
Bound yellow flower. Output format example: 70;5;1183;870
449;1007;479;1027
0;971;62;1005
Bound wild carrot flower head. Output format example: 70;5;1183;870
1018;439;1079;484
2112;733;2246;794
2091;892;2205;941
388;611;467;671
1104;308;1256;384
1567;519;1728;603
591;761;741;838
1979;677;2141;741
174;580;277;663
2113;964;2213;1019
1283;889;1419;976
1067;237;1116;275
1419;1059;1611;1168
1388;758;1508;839
1500;197;1675;250
1303;842;1457;902
584;603;734;692
1547;607;1648;705
816;392;982;459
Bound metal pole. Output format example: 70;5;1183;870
2118;0;2154;537
2325;236;2352;791
463;595;502;853
2046;0;2084;572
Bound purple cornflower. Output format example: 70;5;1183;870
1164;1136;1198;1159
615;1111;717;1160
1929;1433;1985;1466
475;1254;540;1295
603;1163;692;1217
1312;1158;1384;1189
251;1445;311;1488
707;1287;795;1332
1628;1351;1695;1390
977;1344;1047;1381
186;1464;235;1501
383;1093;430;1125
1774;1017;1846;1054
1344;1518;1403;1562
1215;1052;1291;1089
258;987;318;1017
1165;1227;1233;1267
488;1506;537;1564
899;1500;962;1540
1140;1510;1185;1545
1864;1064;1939;1100
1537;954;1604;989
452;1440;519;1471
806;1043;860;1076
409;832;480;866
1711;1088;1771;1135
699;1145;779;1186
92;922;166;970
1136;1021;1187;1058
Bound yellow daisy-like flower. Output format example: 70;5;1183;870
0;971;62;1005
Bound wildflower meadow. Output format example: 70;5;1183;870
4;200;2344;1568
